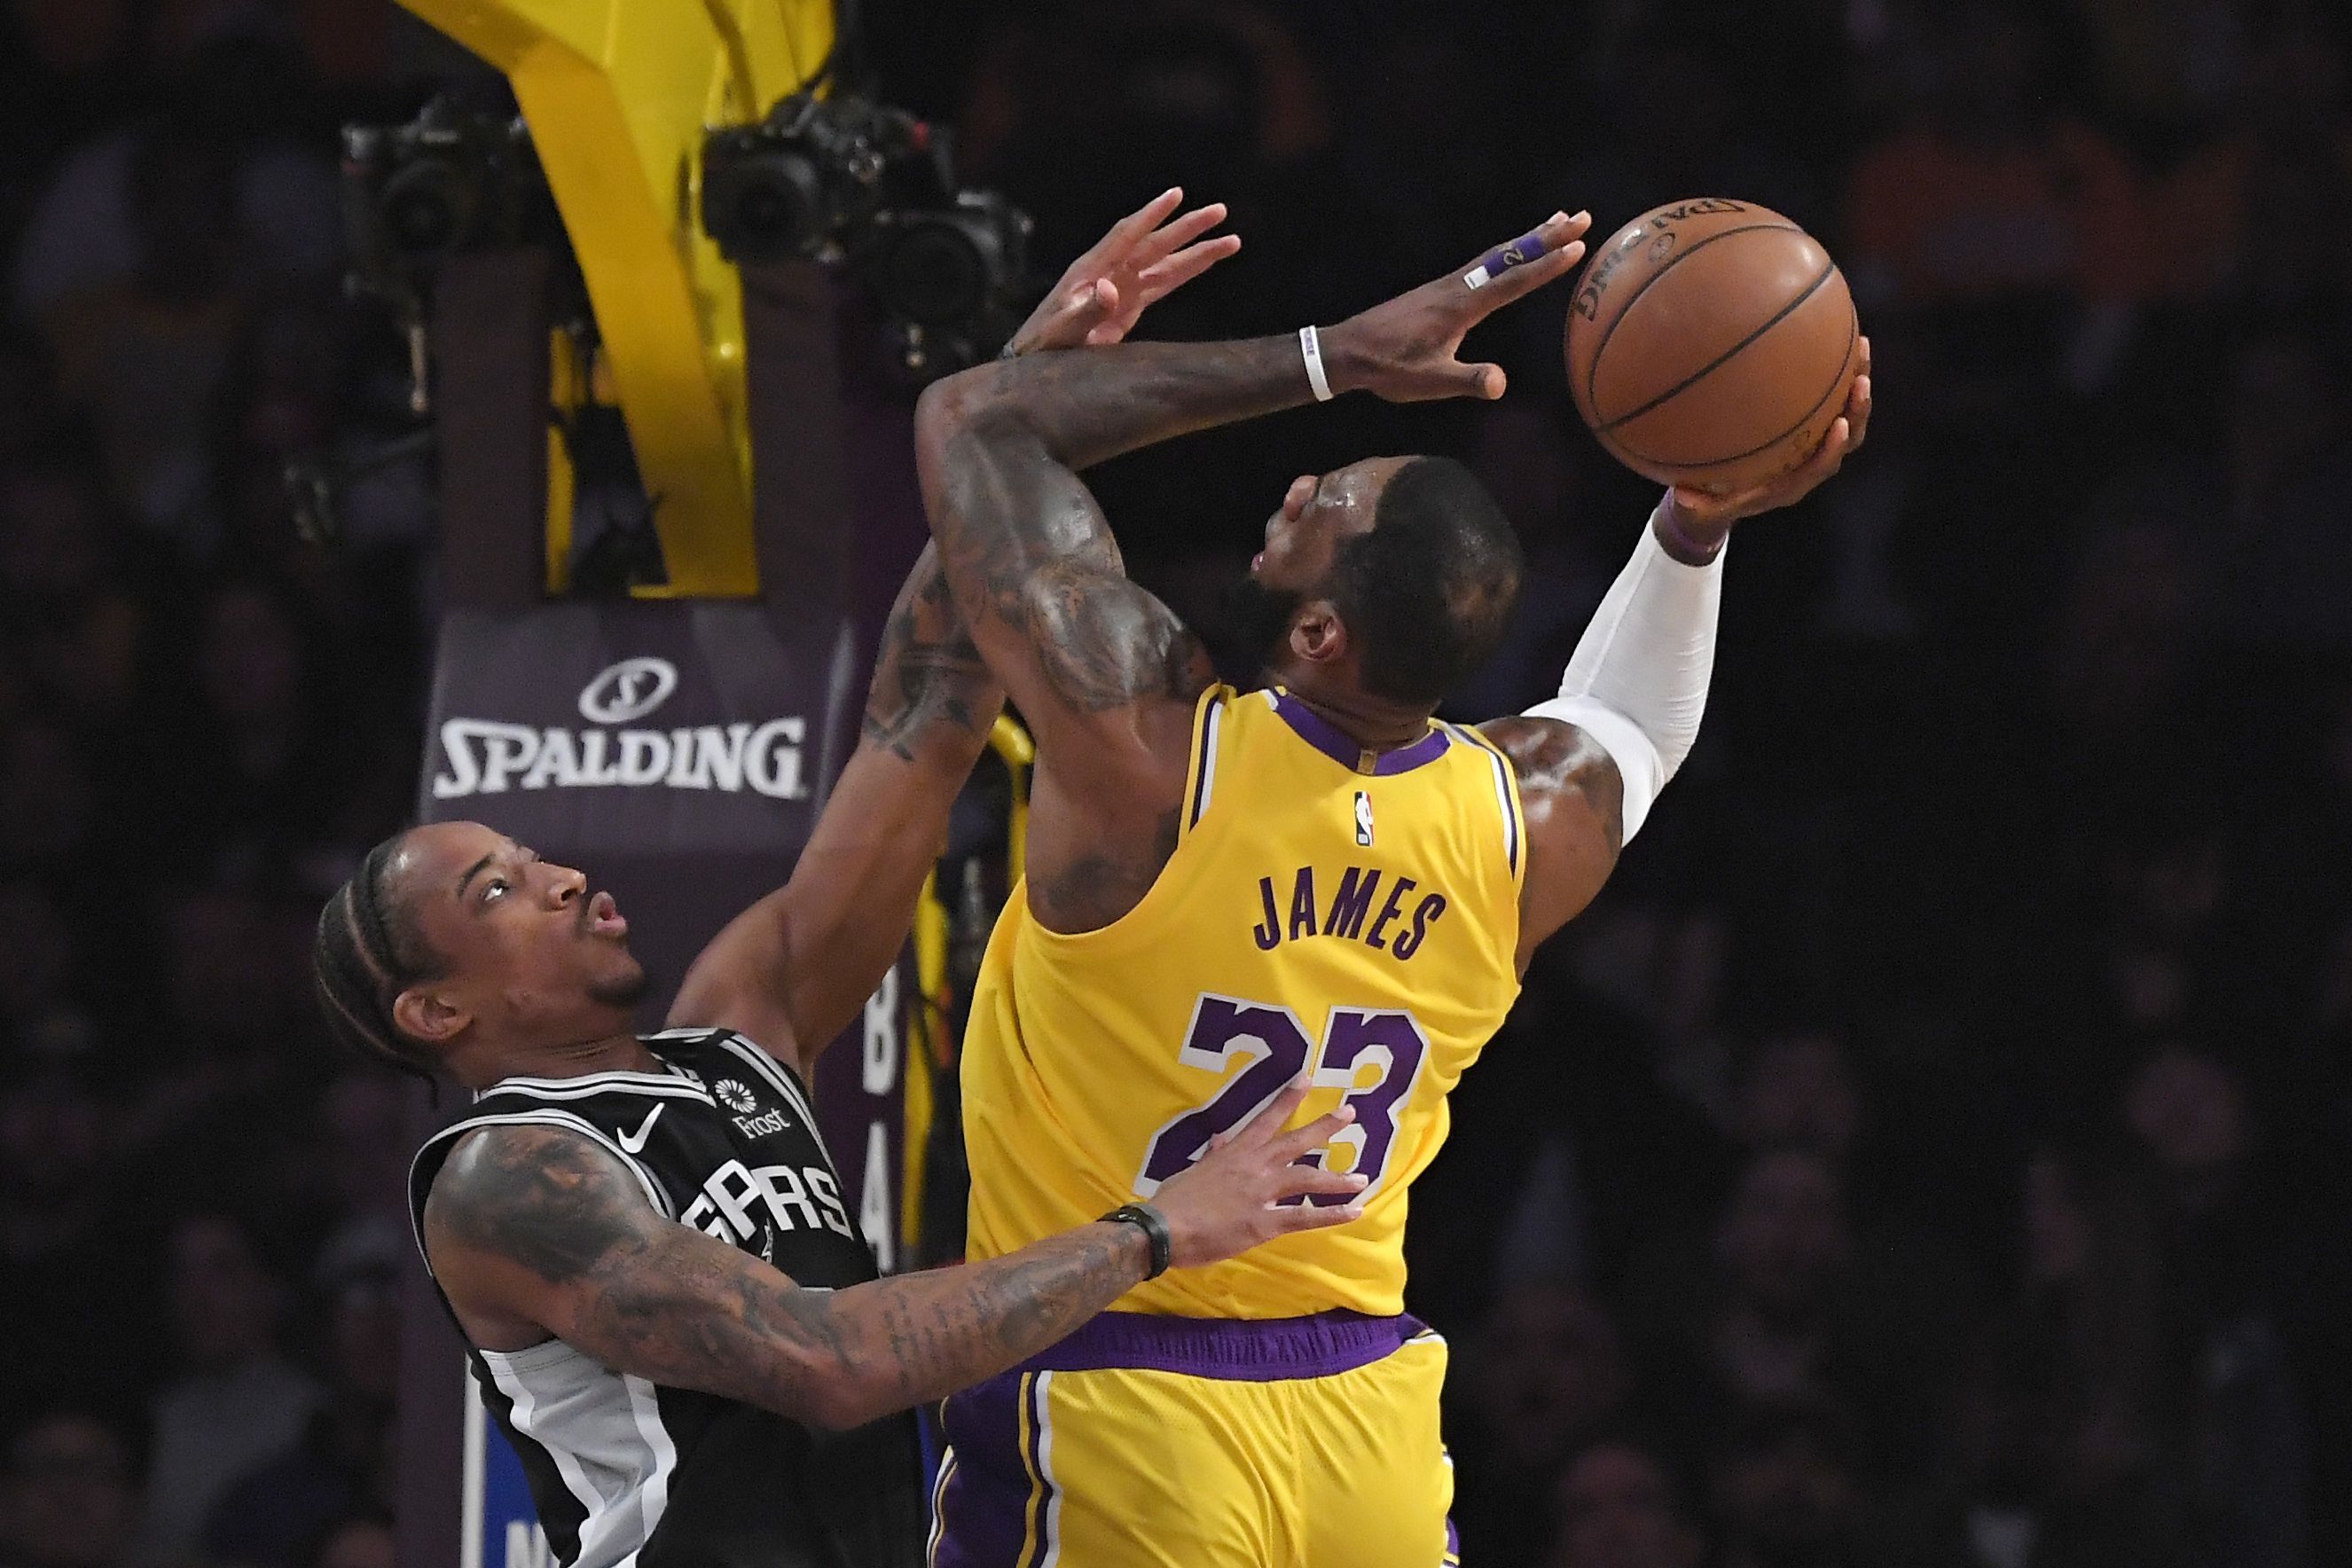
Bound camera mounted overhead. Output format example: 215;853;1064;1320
702;90;1033;383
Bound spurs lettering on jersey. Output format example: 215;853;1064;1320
682;1159;855;1258
405;1029;919;1568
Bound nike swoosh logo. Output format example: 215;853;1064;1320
616;1104;662;1154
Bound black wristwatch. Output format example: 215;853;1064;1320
1100;1203;1172;1279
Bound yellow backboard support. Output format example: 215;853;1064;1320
399;0;835;598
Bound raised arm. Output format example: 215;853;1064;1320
913;206;1592;930
1486;349;1873;972
666;544;998;1070
667;193;1246;1058
423;1088;1367;1431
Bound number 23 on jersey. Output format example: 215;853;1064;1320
1136;992;1431;1205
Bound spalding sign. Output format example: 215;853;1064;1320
576;655;680;725
419;601;858;856
432;652;810;800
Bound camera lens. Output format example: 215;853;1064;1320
378;158;474;256
875;214;992;326
704;151;828;263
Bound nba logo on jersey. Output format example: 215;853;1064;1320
1354;789;1375;847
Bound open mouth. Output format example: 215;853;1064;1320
584;890;628;939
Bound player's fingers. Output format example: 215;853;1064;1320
1269;1105;1356;1164
1458;210;1590;306
1033;278;1112;338
1134;234;1242;301
1752;419;1851;510
1270;1197;1367;1233
1446;361;1508;401
1725;420;1845;514
1815;417;1852;473
1080;186;1185;271
1473;239;1584;312
1269;1164;1368;1201
1842;374;1872;450
1668;485;1731;525
1129;202;1230;271
1232;1079;1313;1148
1455;209;1588;279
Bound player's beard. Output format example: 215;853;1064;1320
589;958;655;1010
1222;574;1303;679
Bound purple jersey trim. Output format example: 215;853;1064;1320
1271;691;1452;777
1014;1307;1426;1382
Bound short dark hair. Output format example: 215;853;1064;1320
312;832;444;1081
1323;456;1523;706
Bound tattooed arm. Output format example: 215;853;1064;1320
908;348;1269;931
667;543;1000;1073
911;210;1593;932
424;1092;1366;1430
668;196;1247;1036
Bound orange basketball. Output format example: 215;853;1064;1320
1564;198;1859;494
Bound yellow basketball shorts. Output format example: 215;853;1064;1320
929;1310;1458;1568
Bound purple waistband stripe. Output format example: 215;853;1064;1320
1015;1308;1427;1382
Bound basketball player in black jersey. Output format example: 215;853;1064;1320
310;199;1367;1568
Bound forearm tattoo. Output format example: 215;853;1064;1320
918;338;1315;717
859;544;998;762
427;1126;1146;1427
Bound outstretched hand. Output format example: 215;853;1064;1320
1670;337;1874;534
1006;187;1242;357
1322;210;1593;403
1148;1079;1367;1269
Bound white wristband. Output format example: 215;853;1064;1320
1298;325;1335;402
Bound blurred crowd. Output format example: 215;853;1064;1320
2;1;2347;1566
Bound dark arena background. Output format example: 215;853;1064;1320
3;1;2349;1566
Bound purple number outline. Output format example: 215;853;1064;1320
1133;993;1314;1196
1134;994;1431;1204
1295;1008;1431;1206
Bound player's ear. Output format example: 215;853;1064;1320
1289;600;1349;666
395;985;470;1047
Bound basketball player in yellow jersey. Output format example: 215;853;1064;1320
913;199;1871;1567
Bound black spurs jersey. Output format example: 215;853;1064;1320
407;1028;923;1568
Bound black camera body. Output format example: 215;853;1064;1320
343;103;559;269
701;91;943;265
702;91;1032;381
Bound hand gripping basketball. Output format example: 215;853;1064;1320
1672;337;1872;534
1320;209;1592;403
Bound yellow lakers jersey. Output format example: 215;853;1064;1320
960;685;1525;1317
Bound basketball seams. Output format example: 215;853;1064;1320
1595;261;1838;434
1608;303;1858;473
1580;221;1803;412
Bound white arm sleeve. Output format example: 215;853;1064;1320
1525;499;1722;843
